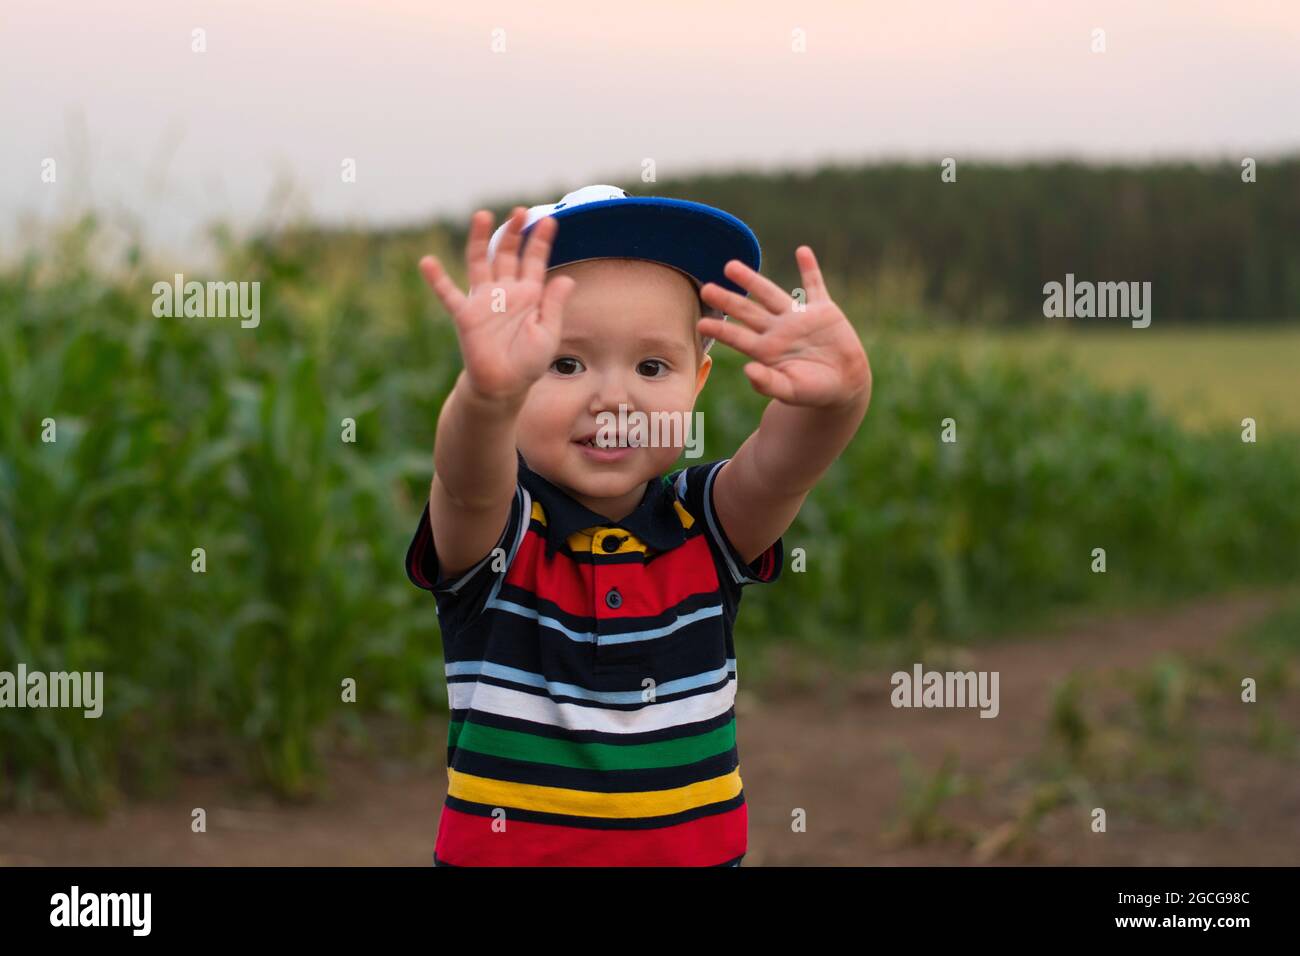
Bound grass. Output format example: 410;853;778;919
878;326;1300;431
988;599;1300;856
2;215;1298;812
884;749;974;847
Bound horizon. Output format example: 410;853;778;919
4;0;1297;262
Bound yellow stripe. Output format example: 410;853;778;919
566;529;594;552
447;767;743;818
531;490;694;537
568;527;650;555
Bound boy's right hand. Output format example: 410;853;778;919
419;207;574;404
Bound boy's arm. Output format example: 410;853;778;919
417;207;574;577
714;388;869;565
427;371;526;577
698;246;872;565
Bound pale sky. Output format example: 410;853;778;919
3;0;1297;259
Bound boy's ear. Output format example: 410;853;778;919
694;352;712;397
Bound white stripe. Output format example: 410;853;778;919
443;484;526;596
481;485;531;606
447;676;738;734
441;539;496;596
701;458;748;586
507;486;531;567
482;598;723;644
446;658;737;704
600;605;723;644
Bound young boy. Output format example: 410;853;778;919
408;184;870;866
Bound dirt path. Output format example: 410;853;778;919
1;592;1294;866
740;591;1297;865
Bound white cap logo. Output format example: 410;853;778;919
487;184;630;261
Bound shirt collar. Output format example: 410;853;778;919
517;450;687;555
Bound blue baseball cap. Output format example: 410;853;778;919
486;185;762;350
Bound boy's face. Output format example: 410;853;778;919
516;257;713;514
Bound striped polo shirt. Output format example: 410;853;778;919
406;449;783;866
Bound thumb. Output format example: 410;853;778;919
743;361;795;403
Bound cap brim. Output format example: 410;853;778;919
519;196;761;297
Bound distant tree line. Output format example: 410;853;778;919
439;159;1300;324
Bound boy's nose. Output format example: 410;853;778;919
589;372;634;414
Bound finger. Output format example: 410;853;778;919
492;206;527;284
536;274;575;340
698;316;766;359
520;214;557;285
795;246;830;304
419;255;468;318
722;259;793;315
465;210;495;290
743;361;798;403
699;282;773;332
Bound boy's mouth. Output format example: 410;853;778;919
573;432;640;448
573;432;638;460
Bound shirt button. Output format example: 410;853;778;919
605;588;622;609
601;534;623;553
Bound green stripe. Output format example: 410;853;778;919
448;718;735;771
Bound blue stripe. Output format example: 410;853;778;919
483;598;723;645
445;659;737;704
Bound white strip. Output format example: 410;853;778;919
701;458;749;586
482;598;723;644
508;486;532;567
446;658;736;704
447;675;738;734
480;485;531;607
442;484;526;596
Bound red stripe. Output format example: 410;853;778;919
506;527;720;618
409;519;432;588
435;802;747;866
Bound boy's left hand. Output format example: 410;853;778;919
698;247;871;409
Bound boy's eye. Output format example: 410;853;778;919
637;359;669;377
551;357;585;375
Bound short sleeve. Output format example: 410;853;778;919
405;481;529;613
668;458;783;588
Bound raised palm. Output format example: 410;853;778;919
419;207;574;402
697;246;871;409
